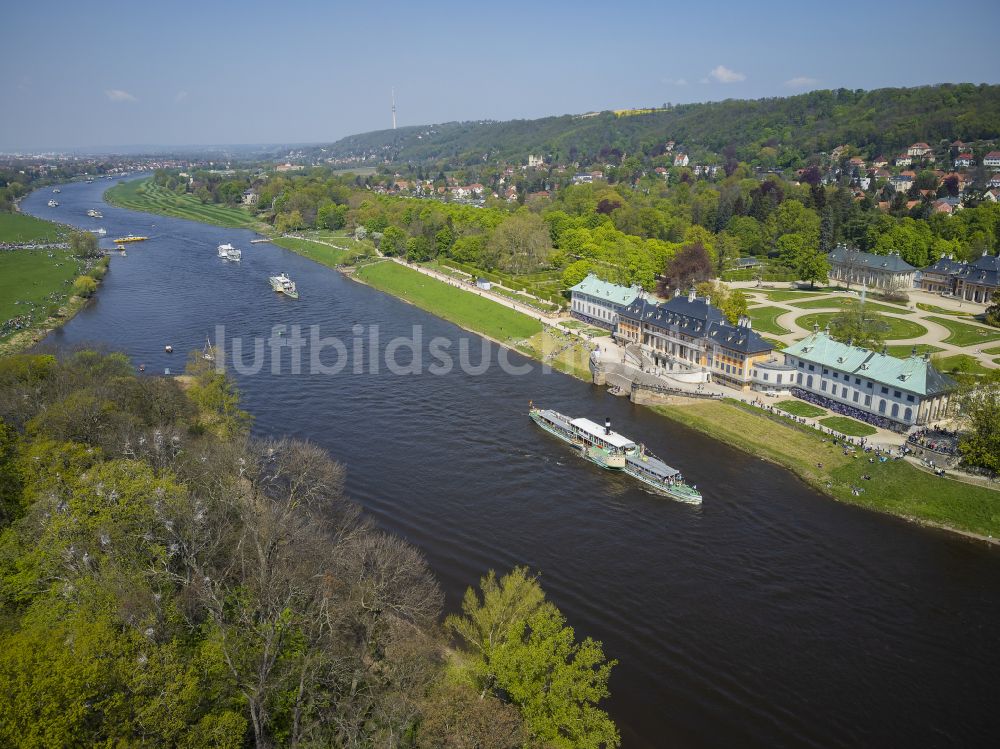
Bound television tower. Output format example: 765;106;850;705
391;88;397;130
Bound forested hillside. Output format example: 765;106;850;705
321;84;1000;167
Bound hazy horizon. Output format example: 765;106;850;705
3;0;1000;152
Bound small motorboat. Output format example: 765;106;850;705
164;345;173;353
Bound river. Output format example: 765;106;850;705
20;178;1000;748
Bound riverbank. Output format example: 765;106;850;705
104;177;268;231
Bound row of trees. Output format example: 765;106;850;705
0;351;619;748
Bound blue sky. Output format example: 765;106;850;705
3;0;999;151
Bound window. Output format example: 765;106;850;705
763;373;769;381
891;403;899;418
842;387;848;398
906;394;915;403
853;391;859;403
864;395;872;407
878;400;886;414
904;407;912;421
855;378;861;385
893;390;901;399
866;381;873;389
798;362;804;369
821;381;827;391
832;372;839;379
823;368;829;375
808;364;815;372
797;373;803;385
881;386;889;394
807;375;813;388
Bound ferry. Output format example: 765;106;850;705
112;235;149;243
217;243;241;261
47;199;59;207
86;209;104;219
529;405;702;504
269;273;299;299
90;227;107;236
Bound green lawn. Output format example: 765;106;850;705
884;343;943;358
272;237;364;268
747;306;791;334
931;354;994;375
353;261;542;342
789;297;908;314
927;316;1000;347
775;400;826;417
105;178;264;230
819;416;878;437
746;288;829;302
915;303;973;317
0;212;67;243
795;311;928;340
0;249;82;340
983;345;1000;355
652;399;1000;536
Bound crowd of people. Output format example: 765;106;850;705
791;387;906;433
907;428;961;456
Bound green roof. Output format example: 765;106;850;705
569;274;641;306
782;331;955;396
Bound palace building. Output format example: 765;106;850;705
826;245;917;292
569;274;643;330
782;330;955;428
615;289;774;391
919;251;999;304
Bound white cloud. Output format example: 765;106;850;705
785;76;819;88
662;77;688;86
174;90;189;103
105;89;137;102
708;65;746;84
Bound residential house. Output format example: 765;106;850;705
986;174;1000;189
872;156;889;168
527;154;545;168
615;291;774;391
665;140;676;152
826;245;917;291
953;251;1000;304
783;331;955;428
954;153;975;168
894;154;912;167
674;153;689;167
983;151;1000;168
984;188;1000;202
241;189;258;206
569;274;642;330
572;173;594;184
889;174;914;192
907;142;932;158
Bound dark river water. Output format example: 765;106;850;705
20;178;1000;748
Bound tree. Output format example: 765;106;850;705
562;259;593;288
799;250;830;288
657;241;713;295
828;301;891;349
68;230;100;258
446;568;619;748
957;380;1000;474
487;212;552;274
72;275;98;297
380;226;408;256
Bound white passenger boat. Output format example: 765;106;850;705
529;405;702;504
269;273;299;299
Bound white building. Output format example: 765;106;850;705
783;331;955;428
569;274;642;330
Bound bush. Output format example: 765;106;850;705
72;276;98;298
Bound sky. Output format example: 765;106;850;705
3;0;1000;152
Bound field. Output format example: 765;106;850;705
747;288;835;302
819;416;878;437
775;400;826;417
794;311;927;340
789;297;907;314
746;306;791;334
926;316;1000;347
931;354;994;375
652;399;1000;536
915;303;973;317
0;249;81;340
272;237;365;268
105;178;264;230
353;261;542;343
884;343;942;358
0;212;67;243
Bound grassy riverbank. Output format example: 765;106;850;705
0;212;67;243
105;178;266;230
271;236;367;268
354;261;543;343
652;399;1000;537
